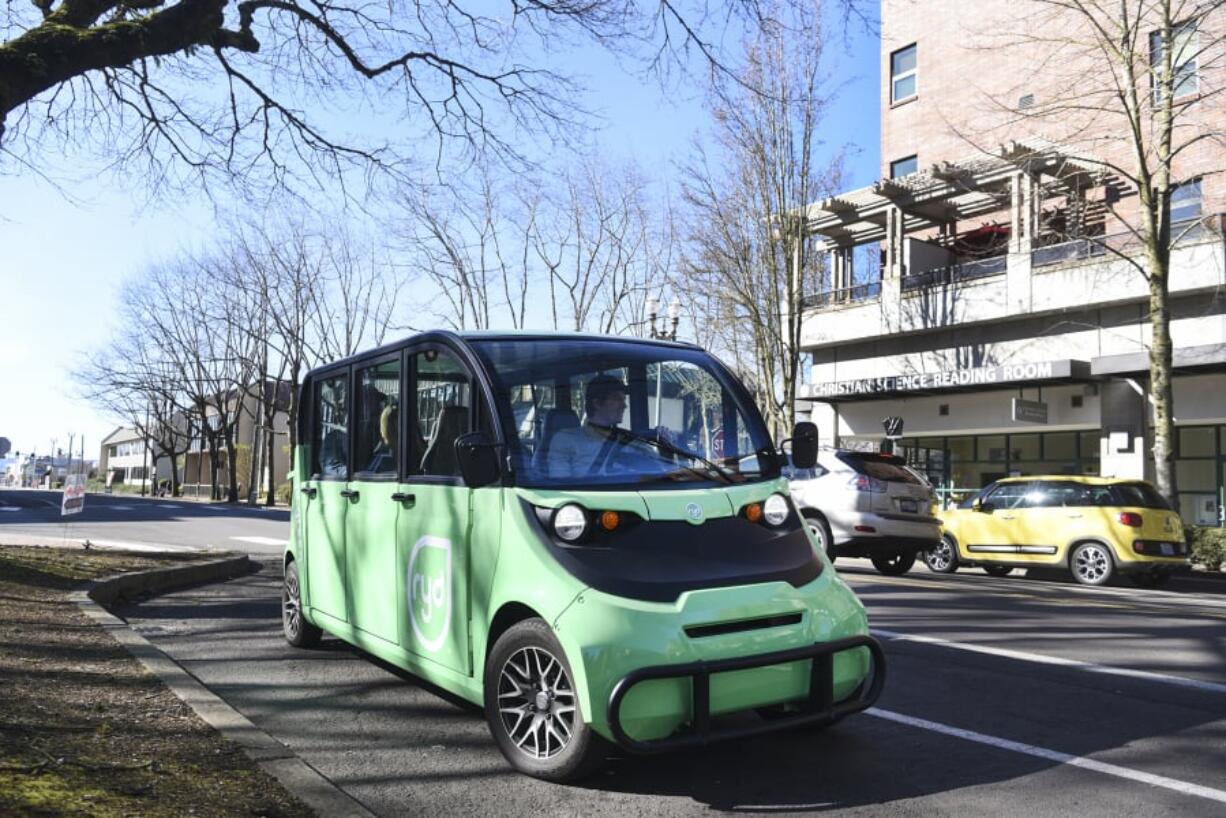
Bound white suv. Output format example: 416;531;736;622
786;450;941;575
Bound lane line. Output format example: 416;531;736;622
842;567;1226;611
0;507;21;512
873;628;1226;695
229;536;288;546
104;505;134;511
867;708;1226;805
157;504;183;510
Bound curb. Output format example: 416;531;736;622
71;555;375;818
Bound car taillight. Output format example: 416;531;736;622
848;474;887;493
1118;512;1143;528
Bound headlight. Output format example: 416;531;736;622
763;493;789;526
553;504;588;542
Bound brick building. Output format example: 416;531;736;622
797;1;1226;523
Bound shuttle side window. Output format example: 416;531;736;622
412;349;473;478
313;373;350;479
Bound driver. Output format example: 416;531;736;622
547;374;628;479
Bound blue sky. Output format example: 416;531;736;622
0;11;879;460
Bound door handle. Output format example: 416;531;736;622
390;492;416;505
340;488;360;500
300;487;317;499
999;514;1016;520
1066;513;1083;518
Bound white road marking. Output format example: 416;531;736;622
229;536;288;546
157;504;183;510
105;505;134;511
868;708;1226;805
200;505;229;511
0;506;22;512
873;628;1226;695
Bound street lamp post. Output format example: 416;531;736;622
645;295;682;341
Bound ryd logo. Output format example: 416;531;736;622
408;536;452;653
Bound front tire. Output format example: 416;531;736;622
1070;542;1114;586
922;536;959;574
484;619;608;782
871;552;916;576
282;560;321;648
802;510;836;563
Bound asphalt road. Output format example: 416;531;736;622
0;488;290;555
114;550;1226;816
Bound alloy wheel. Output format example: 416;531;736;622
282;569;302;641
925;539;954;572
1073;543;1111;584
497;646;577;760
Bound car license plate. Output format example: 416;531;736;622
1160;543;1174;556
899;499;918;513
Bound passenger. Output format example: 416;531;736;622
547;375;628;479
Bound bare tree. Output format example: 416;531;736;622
969;0;1226;503
680;0;841;435
1;0;870;198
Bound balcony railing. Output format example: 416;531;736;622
901;254;1008;291
801;280;881;309
1032;215;1220;269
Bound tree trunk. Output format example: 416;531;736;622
1147;259;1177;506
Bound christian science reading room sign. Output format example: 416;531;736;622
803;360;1085;400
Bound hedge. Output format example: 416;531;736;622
1186;525;1226;572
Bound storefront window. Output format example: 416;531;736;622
1180;426;1216;457
1045;432;1077;460
1079;431;1099;460
947;436;974;462
978;435;1006;462
1177;458;1217;491
1010;433;1041;461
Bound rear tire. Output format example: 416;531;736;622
922;536;959;574
871;552;916;576
282;561;321;648
802;510;836;563
484;618;609;782
983;565;1013;578
1070;542;1114;586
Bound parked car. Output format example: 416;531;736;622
787;450;942;575
928;476;1189;586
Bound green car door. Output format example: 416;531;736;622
396;345;477;675
304;370;350;624
344;354;403;645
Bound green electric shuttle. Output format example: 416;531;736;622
282;331;884;780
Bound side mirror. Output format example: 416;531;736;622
455;432;502;488
974;499;994;513
789;422;819;470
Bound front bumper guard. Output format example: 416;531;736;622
607;634;885;754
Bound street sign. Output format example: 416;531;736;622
882;416;904;439
61;474;86;516
1012;398;1049;424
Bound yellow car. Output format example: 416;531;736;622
927;476;1188;587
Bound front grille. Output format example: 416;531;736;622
684;612;803;639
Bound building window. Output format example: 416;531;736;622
890;44;917;103
1150;20;1198;102
1170;179;1202;223
890;155;918;178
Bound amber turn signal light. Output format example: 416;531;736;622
744;503;763;523
599;510;621;531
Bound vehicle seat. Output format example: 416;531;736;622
420;405;469;476
532;408;580;472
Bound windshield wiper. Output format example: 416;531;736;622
612;427;737;485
